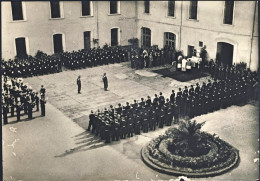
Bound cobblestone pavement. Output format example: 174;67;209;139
3;62;259;181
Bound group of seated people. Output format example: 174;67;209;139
88;65;258;143
60;45;129;70
130;45;176;69
2;76;47;124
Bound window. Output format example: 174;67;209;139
50;1;61;18
53;34;63;53
11;1;24;21
199;41;203;47
15;37;27;58
141;27;151;48
189;0;198;20
164;32;176;49
82;1;91;16
223;1;234;25
144;1;150;14
168;1;175;17
110;1;118;14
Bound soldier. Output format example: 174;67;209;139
40;85;46;99
114;119;121;141
158;108;165;128
40;97;46;116
102;73;108;91
120;117;127;139
16;100;22;122
116;103;123;115
88;110;95;131
104;121;111;143
159;92;165;105
77;76;81;94
153;94;159;105
3;103;8;125
170;90;175;103
27;100;34;119
135;113;141;135
127;115;134;137
142;112;149;133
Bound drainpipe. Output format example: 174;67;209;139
96;1;99;47
249;1;257;69
179;0;183;51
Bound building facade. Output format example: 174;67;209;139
2;1;258;70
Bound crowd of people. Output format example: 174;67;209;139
129;45;177;69
61;45;129;70
2;52;62;78
1;46;129;78
2;76;47;124
88;64;258;143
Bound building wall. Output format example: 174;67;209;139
1;1;258;70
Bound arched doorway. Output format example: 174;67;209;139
216;42;234;66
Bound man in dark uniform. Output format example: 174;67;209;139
40;85;46;99
40;97;46;116
77;76;81;94
88;110;95;131
103;73;108;91
16;101;22;122
170;90;175;103
3;103;8;125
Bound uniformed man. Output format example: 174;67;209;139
40;97;46;116
170;90;175;103
40;85;46;99
77;76;81;94
88;110;95;131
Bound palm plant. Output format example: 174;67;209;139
169;119;207;157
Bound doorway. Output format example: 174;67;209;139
53;34;63;53
216;42;233;66
84;31;91;50
15;37;27;58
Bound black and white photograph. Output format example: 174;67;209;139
2;1;259;180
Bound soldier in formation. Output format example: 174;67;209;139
2;77;46;124
88;64;258;143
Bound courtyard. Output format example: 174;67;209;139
3;62;259;181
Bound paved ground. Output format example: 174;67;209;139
3;62;259;181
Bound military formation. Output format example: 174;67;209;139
2;52;62;78
2;76;47;124
88;63;258;143
129;45;176;69
60;45;129;70
2;46;129;78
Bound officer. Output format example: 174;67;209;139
16;100;22;122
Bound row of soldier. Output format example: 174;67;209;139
2;77;47;124
2;45;129;78
130;46;176;69
2;53;62;78
87;70;258;143
60;46;129;70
